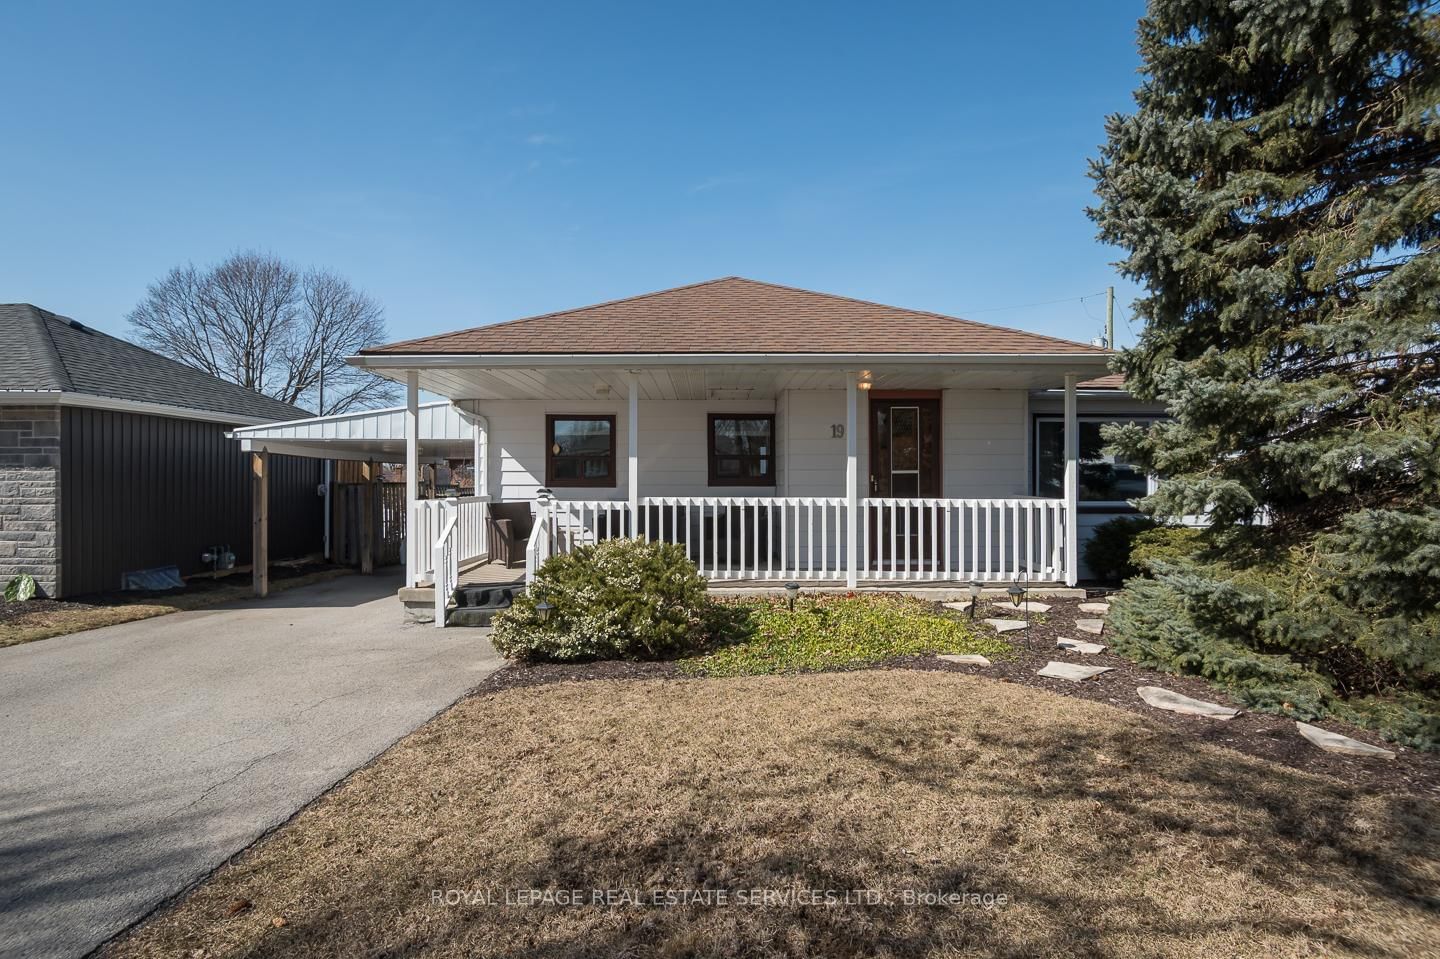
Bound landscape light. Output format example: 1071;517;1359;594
535;600;554;624
785;581;801;611
968;581;983;618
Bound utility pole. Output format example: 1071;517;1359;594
317;329;326;415
1106;286;1115;349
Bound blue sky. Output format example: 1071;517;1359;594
1;1;1148;350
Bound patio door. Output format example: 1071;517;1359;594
869;397;941;571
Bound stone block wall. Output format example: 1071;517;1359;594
0;405;60;597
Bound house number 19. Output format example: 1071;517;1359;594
831;424;845;438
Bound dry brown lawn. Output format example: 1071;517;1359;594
0;569;351;648
106;671;1439;959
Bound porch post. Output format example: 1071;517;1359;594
471;409;489;499
626;371;639;535
1063;373;1079;586
845;377;859;588
405;370;420;586
251;449;269;598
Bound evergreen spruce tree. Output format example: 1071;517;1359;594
1089;0;1440;745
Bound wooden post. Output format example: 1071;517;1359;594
252;449;269;597
360;459;376;575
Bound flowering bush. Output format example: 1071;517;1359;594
491;538;710;662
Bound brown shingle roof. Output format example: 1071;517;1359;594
1078;373;1125;389
363;277;1110;357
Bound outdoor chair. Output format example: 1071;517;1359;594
487;502;535;568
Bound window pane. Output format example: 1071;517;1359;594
1036;419;1151;503
1036;421;1064;498
711;416;772;485
892;472;919;497
550;418;612;483
890;407;919;471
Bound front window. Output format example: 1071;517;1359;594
546;415;616;487
708;414;775;486
1035;416;1155;505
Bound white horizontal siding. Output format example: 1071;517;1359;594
479;399;776;504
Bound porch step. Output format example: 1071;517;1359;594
398;584;524;626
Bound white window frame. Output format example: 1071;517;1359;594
1032;414;1161;508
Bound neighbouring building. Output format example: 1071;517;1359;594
0;304;326;597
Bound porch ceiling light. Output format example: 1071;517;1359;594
784;581;801;611
857;370;873;391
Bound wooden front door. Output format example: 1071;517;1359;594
869;397;941;569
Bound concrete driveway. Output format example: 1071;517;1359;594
0;573;503;959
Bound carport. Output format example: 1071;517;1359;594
229;401;486;596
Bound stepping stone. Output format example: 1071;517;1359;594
1001;600;1051;614
1075;619;1105;635
1295;722;1396;759
983;618;1029;633
1057;637;1106;655
1137;686;1240;720
937;653;991;666
1037;661;1113;682
943;600;973;613
1078;602;1111;615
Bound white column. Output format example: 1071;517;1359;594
626;371;639;535
471;410;489;499
1063;373;1079;586
845;377;859;588
405;370;420;586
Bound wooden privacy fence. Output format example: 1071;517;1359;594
330;481;406;570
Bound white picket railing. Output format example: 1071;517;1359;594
411;495;491;627
860;497;1065;582
521;495;1067;585
639;496;848;580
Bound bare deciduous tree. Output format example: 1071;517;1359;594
128;251;398;414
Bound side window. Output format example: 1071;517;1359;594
1035;417;1154;504
546;415;616;487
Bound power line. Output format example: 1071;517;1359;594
960;291;1108;315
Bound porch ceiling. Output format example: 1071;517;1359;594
351;359;1111;401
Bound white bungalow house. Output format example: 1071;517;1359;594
293;277;1158;622
232;277;1161;623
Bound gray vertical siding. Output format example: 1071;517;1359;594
59;407;323;596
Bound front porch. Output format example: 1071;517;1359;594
397;360;1090;627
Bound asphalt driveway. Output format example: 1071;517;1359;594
0;573;503;959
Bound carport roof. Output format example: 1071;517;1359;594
228;400;478;462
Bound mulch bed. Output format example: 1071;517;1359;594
0;597;92;624
473;595;1440;799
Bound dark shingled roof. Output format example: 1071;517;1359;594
0;303;308;422
363;276;1113;357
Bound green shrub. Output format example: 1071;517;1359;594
680;594;1010;677
1082;516;1157;583
1129;526;1203;575
1108;545;1440;751
491;538;710;662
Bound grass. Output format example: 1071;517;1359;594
104;671;1438;959
680;594;1010;677
0;568;352;649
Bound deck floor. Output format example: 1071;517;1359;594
458;561;525;588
